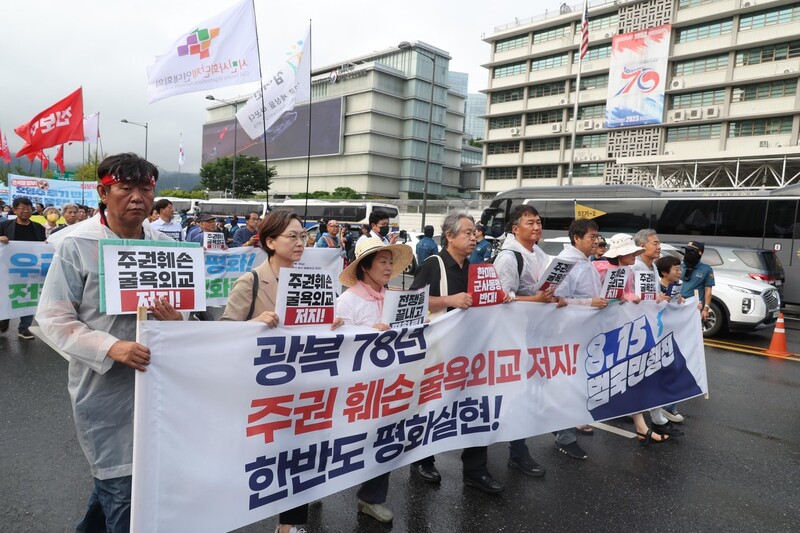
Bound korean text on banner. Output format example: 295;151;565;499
132;299;708;532
274;267;337;326
98;239;206;314
14;88;84;157
605;24;672;128
236;28;311;141
9;174;99;210
204;247;267;306
146;0;260;103
0;242;53;320
380;287;429;328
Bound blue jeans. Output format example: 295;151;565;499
18;314;33;331
76;475;131;533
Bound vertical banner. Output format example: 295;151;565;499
98;240;206;314
0;242;53;320
605;24;672;128
9;174;98;209
275;268;337;326
380;287;429;327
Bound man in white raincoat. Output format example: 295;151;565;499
37;153;183;532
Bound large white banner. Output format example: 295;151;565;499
9;173;98;209
132;300;707;532
605;24;672;128
0;241;52;320
146;0;260;103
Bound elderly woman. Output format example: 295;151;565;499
42;206;62;237
336;237;413;523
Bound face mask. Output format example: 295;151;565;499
47;213;59;222
378;226;389;238
683;249;701;268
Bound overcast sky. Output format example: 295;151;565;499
1;0;568;174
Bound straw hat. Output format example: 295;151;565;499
339;237;413;287
603;233;644;259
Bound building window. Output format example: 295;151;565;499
529;82;566;98
487;141;520;154
487;167;517;180
522;165;559;179
729;116;793;137
526;110;563;125
489;115;523;129
675;19;733;43
524;138;561;151
531;53;569;71
666;124;722;141
533;25;570;44
576;74;609;91
587;13;618;31
739;5;800;32
491;88;525;103
732;79;798;102
678;0;725;8
673;54;729;76
571;163;604;177
670;89;726;109
566;134;607;148
573;44;611;63
568;104;606;120
493;61;528;78
735;41;800;66
495;34;529;53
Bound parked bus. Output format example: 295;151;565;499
155;197;200;215
480;184;800;304
196;199;269;219
273;199;400;230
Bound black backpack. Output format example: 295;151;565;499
488;249;523;276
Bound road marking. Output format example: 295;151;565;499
591;421;637;439
703;339;800;362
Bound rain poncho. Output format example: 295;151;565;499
37;215;174;479
553;244;603;304
494;234;549;297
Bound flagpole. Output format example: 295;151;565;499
567;0;589;187
303;19;313;222
250;0;270;209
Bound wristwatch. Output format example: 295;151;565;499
703;305;710;310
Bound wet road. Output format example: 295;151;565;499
1;317;799;532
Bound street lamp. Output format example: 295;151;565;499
120;119;149;160
398;41;437;232
206;95;240;198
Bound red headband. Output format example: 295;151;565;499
100;174;156;187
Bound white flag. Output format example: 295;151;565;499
146;0;260;104
83;112;99;143
236;28;310;140
178;136;185;167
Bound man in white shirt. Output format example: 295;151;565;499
357;210;398;245
149;198;183;241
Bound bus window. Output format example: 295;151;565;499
657;200;718;236
716;200;766;238
541;200;574;231
764;200;797;238
589;200;652;233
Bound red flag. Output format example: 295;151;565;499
26;152;36;163
0;129;11;164
580;0;589;60
37;150;49;171
54;144;66;173
14;88;84;157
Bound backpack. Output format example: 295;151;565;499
489;249;523;277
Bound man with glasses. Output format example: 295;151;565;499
315;219;346;259
150;198;183;241
0;197;46;339
232;211;261;247
358;210;398;246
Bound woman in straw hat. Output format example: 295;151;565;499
335;237;413;523
595;233;670;445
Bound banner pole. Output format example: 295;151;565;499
303;20;313;223
250;0;271;209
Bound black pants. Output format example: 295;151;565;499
508;438;529;461
413;446;489;479
279;504;307;525
356;472;391;504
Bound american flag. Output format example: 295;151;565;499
580;0;589;60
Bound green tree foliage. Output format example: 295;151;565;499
291;187;361;200
199;155;274;197
74;154;100;182
157;188;206;199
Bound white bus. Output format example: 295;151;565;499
273;199;400;230
196;199;269;219
155;197;200;214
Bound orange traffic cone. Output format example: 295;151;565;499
765;313;791;356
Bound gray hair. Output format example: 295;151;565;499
43;206;61;217
441;211;474;249
633;228;658;247
61;203;78;212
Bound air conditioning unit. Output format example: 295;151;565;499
673;110;686;122
759;140;769;148
582;120;595;130
595;121;604;129
784;68;795;74
592;155;601;161
559;98;568;105
509;127;521;136
776;143;785;148
671;79;684;89
551;123;563;133
664;150;674;155
604;32;612;39
741;0;755;7
688;108;702;120
583;155;591;161
705;106;720;119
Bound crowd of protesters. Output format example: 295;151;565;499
0;152;714;533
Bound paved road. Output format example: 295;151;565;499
1;316;799;532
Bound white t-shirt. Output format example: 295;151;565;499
150;218;183;241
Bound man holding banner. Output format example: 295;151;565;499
36;153;183;532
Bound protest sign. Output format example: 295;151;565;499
9;174;98;209
132;299;707;532
274;268;336;326
0;242;52;320
601;266;630;300
468;264;505;307
205;247;267;306
634;269;658;301
99;239;205;314
534;258;576;292
380;287;429;328
203;231;227;250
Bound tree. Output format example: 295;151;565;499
290;187;362;200
199;155;275;197
74;154;100;182
157;188;206;199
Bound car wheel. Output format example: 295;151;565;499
702;301;725;338
404;257;417;275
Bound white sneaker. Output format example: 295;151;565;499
273;526;307;533
357;499;394;523
662;408;684;423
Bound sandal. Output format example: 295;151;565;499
635;429;670;446
576;424;594;435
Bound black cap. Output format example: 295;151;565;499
197;213;215;222
685;241;704;252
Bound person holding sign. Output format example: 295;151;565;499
335;236;414;523
187;213;218;244
36;153;183;532
632;229;672;305
593;233;643;303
